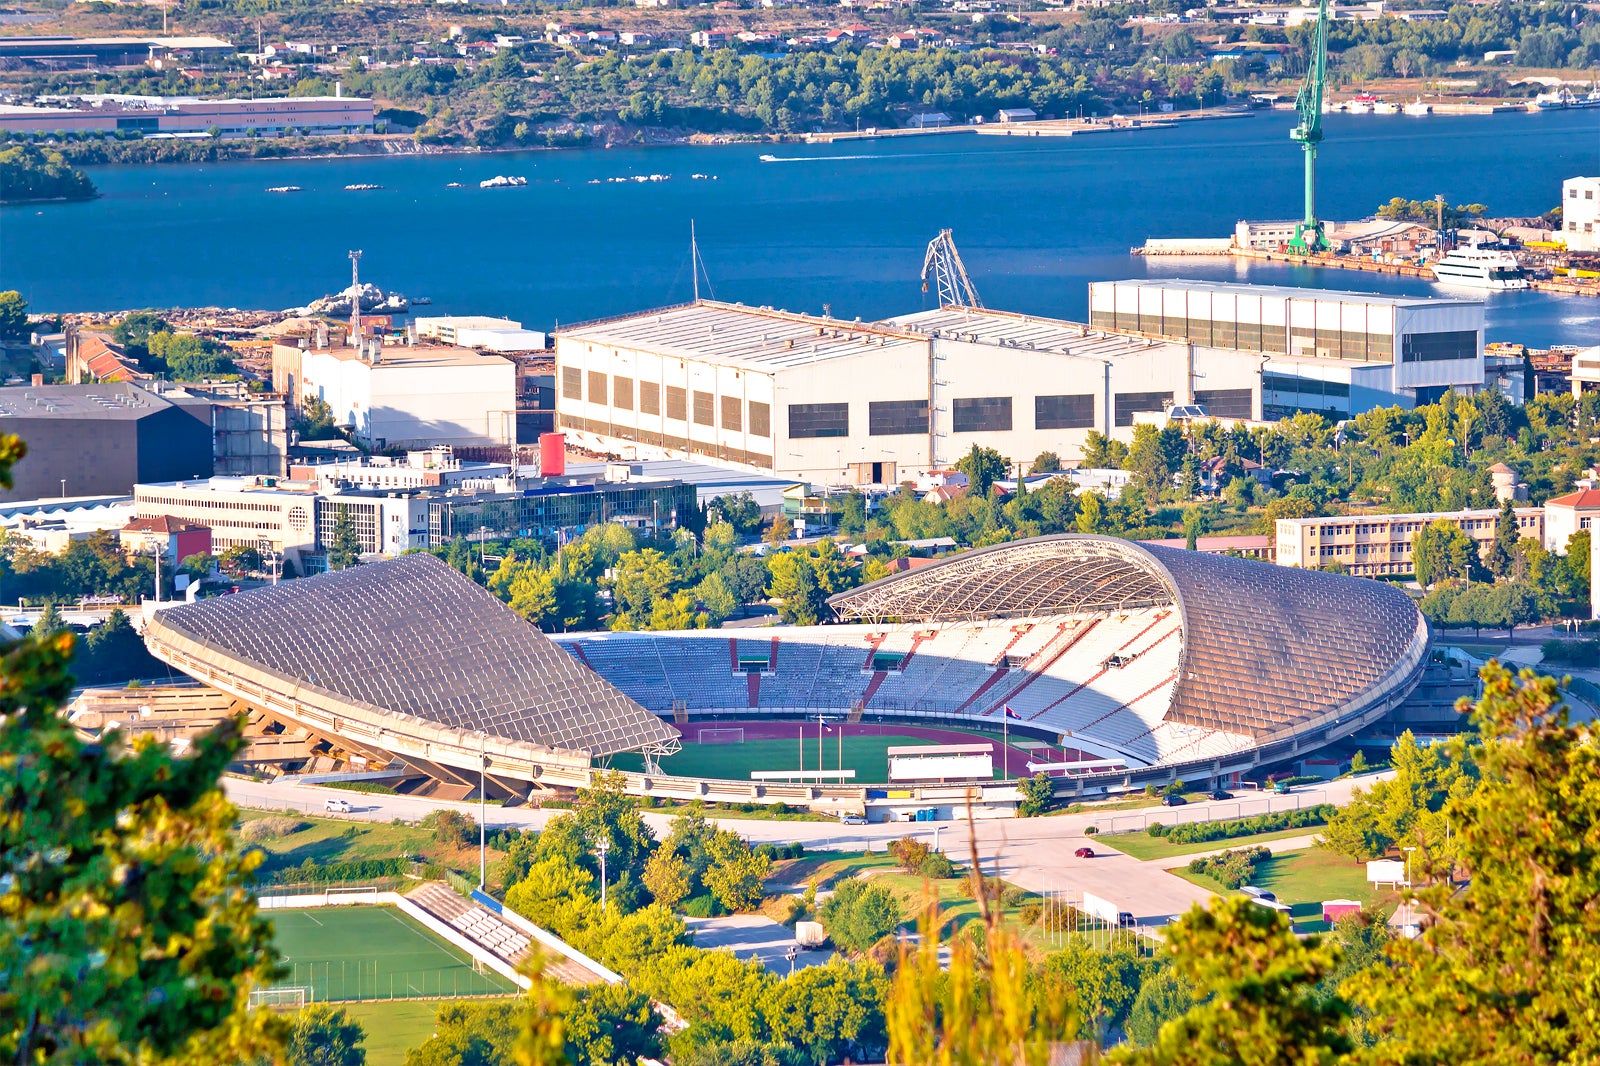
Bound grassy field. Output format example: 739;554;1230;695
1096;826;1323;862
1173;849;1387;917
237;812;509;888
268;906;518;1001
339;999;457;1066
614;729;998;783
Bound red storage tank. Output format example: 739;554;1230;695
539;432;566;477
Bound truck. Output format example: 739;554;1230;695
1082;891;1136;928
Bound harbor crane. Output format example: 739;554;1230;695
1287;0;1332;254
921;229;984;309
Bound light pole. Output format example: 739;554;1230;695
1404;845;1417;887
784;945;798;976
932;825;942;853
477;731;489;891
596;837;611;913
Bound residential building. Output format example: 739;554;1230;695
1089;278;1486;417
1542;488;1600;553
65;330;148;383
133;476;319;566
0;94;375;136
271;335;517;450
120;515;213;564
554;300;1268;485
1562;177;1600;252
1570;345;1600;397
1275;508;1544;577
0;383;213;503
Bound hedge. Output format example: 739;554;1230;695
1147;804;1335;845
264;857;419;885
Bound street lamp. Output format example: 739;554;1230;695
477;731;489;891
784;945;798;977
1403;845;1417;887
595;837;611;913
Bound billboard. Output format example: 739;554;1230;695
887;753;994;782
1366;859;1408;886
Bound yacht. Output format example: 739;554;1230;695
1402;99;1431;116
1373;100;1399;114
1430;249;1529;290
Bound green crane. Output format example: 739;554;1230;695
1287;0;1332;254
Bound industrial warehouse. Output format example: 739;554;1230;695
554;277;1497;483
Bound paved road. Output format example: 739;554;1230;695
226;771;1389;928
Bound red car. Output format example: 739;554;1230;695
1074;847;1094;859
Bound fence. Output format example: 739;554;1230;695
1029;884;1160;958
274;959;515;1002
1095;789;1330;835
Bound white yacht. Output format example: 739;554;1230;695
1430;248;1528;290
1402;99;1431;116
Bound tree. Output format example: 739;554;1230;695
285;1005;366;1066
1346;665;1600;1063
819;878;900;954
1485;497;1518;577
642;848;691;912
1081;430;1129;469
609;548;678;629
1411;518;1481;586
767;553;825;626
562;983;662;1066
327;506;362;571
1017;772;1055;817
720;555;770;611
1031;450;1062;473
694;572;738;624
0;426;281;1065
701;831;771;913
0;290;28;342
406;1001;520;1066
1040;942;1146;1042
955;443;1009;497
1109;897;1349;1066
764;515;794;545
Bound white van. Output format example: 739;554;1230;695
323;797;353;813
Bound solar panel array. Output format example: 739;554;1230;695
153;554;679;756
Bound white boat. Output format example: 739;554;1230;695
1373;101;1399;115
266;185;303;193
1402;99;1431;116
1346;100;1372;115
343;183;383;191
479;175;528;189
759;153;778;161
1532;90;1577;110
1430;249;1529;290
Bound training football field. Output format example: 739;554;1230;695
268;905;518;1001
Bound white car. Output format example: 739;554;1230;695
323;797;353;813
839;814;867;826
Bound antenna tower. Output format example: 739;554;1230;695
347;249;363;341
920;229;983;309
1287;0;1331;254
690;221;714;302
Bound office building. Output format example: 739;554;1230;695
1562;177;1600;253
272;335;517;451
1088;279;1486;417
1275;508;1543;577
290;446;510;492
133;476;319;567
554;300;1266;485
414;316;548;352
0;383;213;503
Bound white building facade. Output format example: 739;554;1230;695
133;477;319;565
1563;177;1600;252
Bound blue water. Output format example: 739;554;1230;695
3;109;1599;346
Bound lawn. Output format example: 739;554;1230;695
614;730;996;784
1096;825;1324;862
338;999;469;1066
267;905;518;1001
237;812;510;889
1172;849;1390;919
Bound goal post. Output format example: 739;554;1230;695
249;987;310;1011
696;726;745;745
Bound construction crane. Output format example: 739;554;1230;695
921;229;983;309
1287;0;1332;255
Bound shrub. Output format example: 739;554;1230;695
1187;845;1272;890
778;895;808;926
1147;822;1169;837
918;852;955;879
1541;638;1600;667
1158;804;1335;846
1000;885;1032;908
422;809;476;847
889;836;931;873
681;894;719;918
1084;826;1099;836
238;816;306;843
1018;901;1042;925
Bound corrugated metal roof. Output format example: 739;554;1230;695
890;306;1189;360
555;300;929;371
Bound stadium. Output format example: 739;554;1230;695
127;534;1429;813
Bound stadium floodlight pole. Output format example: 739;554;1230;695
596;837;611;913
477;731;488;891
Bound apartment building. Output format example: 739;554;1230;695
1275;508;1544;577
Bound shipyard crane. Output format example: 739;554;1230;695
1287;0;1332;254
921;229;984;309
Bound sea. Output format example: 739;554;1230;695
3;108;1599;347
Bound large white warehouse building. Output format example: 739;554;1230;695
554;301;1269;484
1088;279;1486;419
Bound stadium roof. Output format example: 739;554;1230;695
828;534;1427;739
555;300;928;371
144;554;679;757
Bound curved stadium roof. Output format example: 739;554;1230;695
828;534;1428;741
144;554;680;758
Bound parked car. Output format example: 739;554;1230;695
839;813;867;826
1210;788;1233;800
1161;794;1187;807
1074;846;1095;859
1240;885;1276;901
323;797;353;813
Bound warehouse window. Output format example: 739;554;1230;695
1113;391;1173;427
789;402;849;439
952;396;1012;433
639;380;660;416
693;390;715;426
749;401;771;438
613;376;634;411
721;395;742;432
588;371;608;406
562;367;581;401
666;386;687;421
1035;394;1095;430
869;399;929;436
1194;388;1254;420
1401;330;1476;363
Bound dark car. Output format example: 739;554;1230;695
1210;788;1233;801
1161;794;1187;807
1074;846;1095;859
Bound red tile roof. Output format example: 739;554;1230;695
1546;488;1600;510
123;516;210;534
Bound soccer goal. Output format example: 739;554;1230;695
249;986;311;1011
325;885;382;905
697;726;745;745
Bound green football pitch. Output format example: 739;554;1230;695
268;906;518;1001
612;728;1006;783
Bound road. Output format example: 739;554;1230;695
226;771;1389;928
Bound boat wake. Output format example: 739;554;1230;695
759;153;882;162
